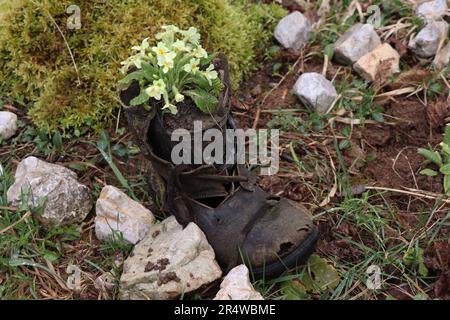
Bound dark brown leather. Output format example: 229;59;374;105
120;54;319;275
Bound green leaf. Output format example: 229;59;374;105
444;126;450;146
68;163;85;171
191;75;211;90
185;89;218;113
272;62;283;75
419;168;438;177
444;174;450;194
301;254;340;293
372;112;384;123
281;281;311;300
52;131;62;152
339;139;351;150
324;44;334;60
403;247;428;277
413;293;428;300
130;90;150;106
141;62;159;79
440;143;450;155
440;164;450;175
418;148;442;166
43;251;59;262
118;71;146;85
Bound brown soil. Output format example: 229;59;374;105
162;98;223;132
232;37;449;299
363;98;444;193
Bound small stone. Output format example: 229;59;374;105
333;23;381;65
120;216;222;300
214;265;264;300
274;11;312;50
293;72;338;113
354;43;400;82
7;157;93;226
433;42;450;70
416;0;448;21
0;111;18;140
95;185;155;244
409;21;449;58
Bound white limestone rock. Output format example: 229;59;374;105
293;72;338;113
120;216;222;300
7;157;93;226
433;41;450;69
333;23;381;65
214;265;264;300
274;11;312;50
409;21;449;58
416;0;448;21
95;185;155;244
0;111;18;140
354;43;401;82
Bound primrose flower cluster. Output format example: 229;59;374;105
120;26;221;115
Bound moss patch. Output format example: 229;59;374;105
0;0;286;132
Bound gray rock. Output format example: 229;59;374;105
274;11;312;50
293;72;338;113
409;21;449;58
416;0;448;21
120;216;222;300
0;111;18;140
333;23;381;65
7;157;93;226
0;163;3;175
334;23;381;65
433;41;450;69
214;265;264;300
95;185;155;244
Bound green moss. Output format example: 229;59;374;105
0;0;286;132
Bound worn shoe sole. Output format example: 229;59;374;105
249;226;320;278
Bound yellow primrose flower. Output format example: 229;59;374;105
192;46;208;59
156;25;180;44
204;63;218;78
154;79;166;89
202;64;218;85
163;103;178;115
161;59;174;73
172;86;185;102
157;51;176;73
172;40;190;53
183;58;200;74
132;38;150;54
162;25;180;33
120;53;146;73
145;79;166;100
175;93;185;102
152;42;170;57
182;27;201;45
120;57;133;73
